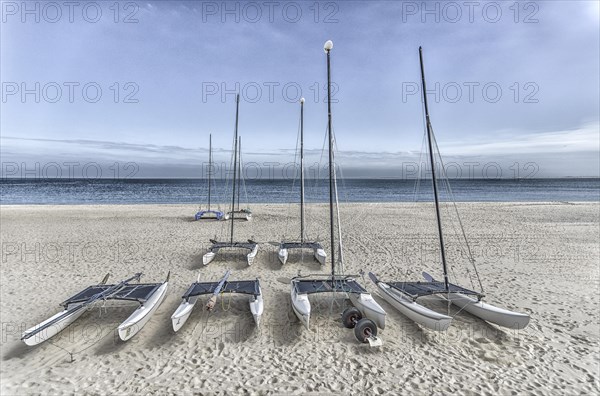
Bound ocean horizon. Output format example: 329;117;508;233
1;178;598;205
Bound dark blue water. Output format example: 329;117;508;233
1;178;598;204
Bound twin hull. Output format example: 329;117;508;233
171;287;264;331
278;248;326;265
203;245;258;266
23;282;168;346
375;281;530;331
290;286;386;331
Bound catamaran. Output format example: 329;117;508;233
369;47;530;331
224;135;252;221
278;98;326;265
203;94;258;266
195;134;225;221
290;40;386;346
21;272;169;346
171;269;263;331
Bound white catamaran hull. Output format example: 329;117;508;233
247;245;258;266
118;282;169;341
348;293;387;330
277;248;327;265
203;252;216;266
278;248;288;265
290;287;311;330
171;295;200;332
315;249;326;265
249;287;264;326
22;303;87;346
376;282;452;331
445;293;530;329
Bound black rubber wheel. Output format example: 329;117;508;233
341;307;362;329
354;318;377;343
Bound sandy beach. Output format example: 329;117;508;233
1;202;598;395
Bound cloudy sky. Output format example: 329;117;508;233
1;0;599;178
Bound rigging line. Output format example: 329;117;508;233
430;126;484;293
209;145;223;212
431;137;469;288
413;130;427;202
413;88;429;205
317;122;329;188
214;164;223;212
220;124;238;239
239;139;250;211
285;110;303;240
311;122;329;239
205;141;210;211
331;138;345;274
431;129;477;269
406;95;430;282
330;125;346;274
211;141;224;212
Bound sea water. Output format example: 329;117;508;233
1;178;598;204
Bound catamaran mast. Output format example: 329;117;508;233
208;134;212;211
325;40;335;280
230;94;240;244
419;46;450;291
300;98;305;244
237;136;242;212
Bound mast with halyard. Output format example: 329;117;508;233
195;134;225;220
278;98;327;265
225;133;252;221
368;47;530;331
289;40;386;346
202;94;258;266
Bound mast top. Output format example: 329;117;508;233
300;97;305;104
324;40;333;52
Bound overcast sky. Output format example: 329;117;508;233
1;1;599;178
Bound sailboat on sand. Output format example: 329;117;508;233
278;98;326;265
202;94;258;266
290;40;386;346
369;47;530;331
22;272;169;345
195;134;225;221
224;135;252;221
171;269;263;330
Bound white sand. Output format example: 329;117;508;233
1;203;598;394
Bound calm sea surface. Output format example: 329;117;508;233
1;178;598;204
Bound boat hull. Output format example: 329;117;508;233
171;295;199;332
118;282;169;341
249;287;264;326
446;293;530;329
376;282;452;331
247;245;258;266
290;286;310;330
278;248;288;265
278;247;326;265
348;293;387;330
203;252;216;265
22;303;86;346
315;249;326;265
224;213;251;221
205;247;257;266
